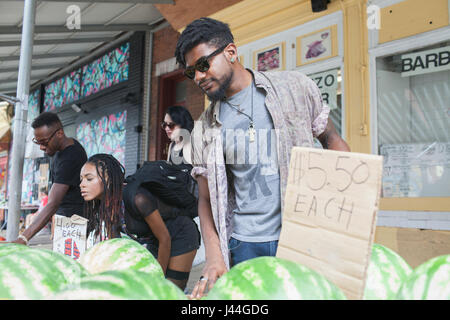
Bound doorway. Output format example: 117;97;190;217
156;70;188;160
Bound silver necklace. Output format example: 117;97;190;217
225;85;249;111
225;84;256;142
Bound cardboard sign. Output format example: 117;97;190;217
276;147;383;300
53;214;88;260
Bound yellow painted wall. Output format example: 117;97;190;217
206;0;450;214
378;0;449;43
210;0;371;154
201;0;450;267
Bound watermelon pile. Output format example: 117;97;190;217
364;243;413;300
0;245;88;299
204;256;346;300
50;269;187;300
0;239;180;300
1;239;449;300
0;242;29;258
79;238;164;278
396;254;450;300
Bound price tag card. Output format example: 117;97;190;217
53;214;88;260
276;147;383;300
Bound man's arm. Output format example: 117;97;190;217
13;183;69;245
190;175;227;299
317;118;351;151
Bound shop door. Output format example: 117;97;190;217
157;70;188;160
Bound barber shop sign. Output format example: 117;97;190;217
401;45;450;77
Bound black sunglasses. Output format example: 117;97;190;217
161;121;177;130
184;44;228;80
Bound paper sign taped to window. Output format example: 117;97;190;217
52;214;88;261
276;147;383;300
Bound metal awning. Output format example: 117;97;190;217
0;0;172;95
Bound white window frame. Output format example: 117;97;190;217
369;25;450;154
368;0;450;153
368;0;450;228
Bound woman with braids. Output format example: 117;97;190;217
79;153;125;242
80;152;200;291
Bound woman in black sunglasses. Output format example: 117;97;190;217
162;105;194;166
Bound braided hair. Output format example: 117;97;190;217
84;153;125;240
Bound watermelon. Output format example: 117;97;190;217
79;238;164;278
364;243;412;300
204;256;346;300
0;248;88;300
0;242;30;258
50;269;187;300
396;254;450;300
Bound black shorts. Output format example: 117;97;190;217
138;216;201;258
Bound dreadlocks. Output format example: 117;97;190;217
84;153;125;240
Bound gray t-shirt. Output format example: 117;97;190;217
219;82;281;242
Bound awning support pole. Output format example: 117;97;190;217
6;0;37;241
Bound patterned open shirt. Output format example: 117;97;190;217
190;69;330;269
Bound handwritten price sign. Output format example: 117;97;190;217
53;214;88;260
277;147;383;300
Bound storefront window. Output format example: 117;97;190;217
309;68;342;135
376;41;450;198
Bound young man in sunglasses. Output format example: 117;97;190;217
175;17;350;298
12;112;87;246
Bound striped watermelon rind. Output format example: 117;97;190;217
0;242;30;258
50;269;188;300
364;243;412;300
396;254;450;300
37;248;90;283
79;238;164;278
204;256;347;300
0;248;88;300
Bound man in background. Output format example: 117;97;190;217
13;112;87;246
